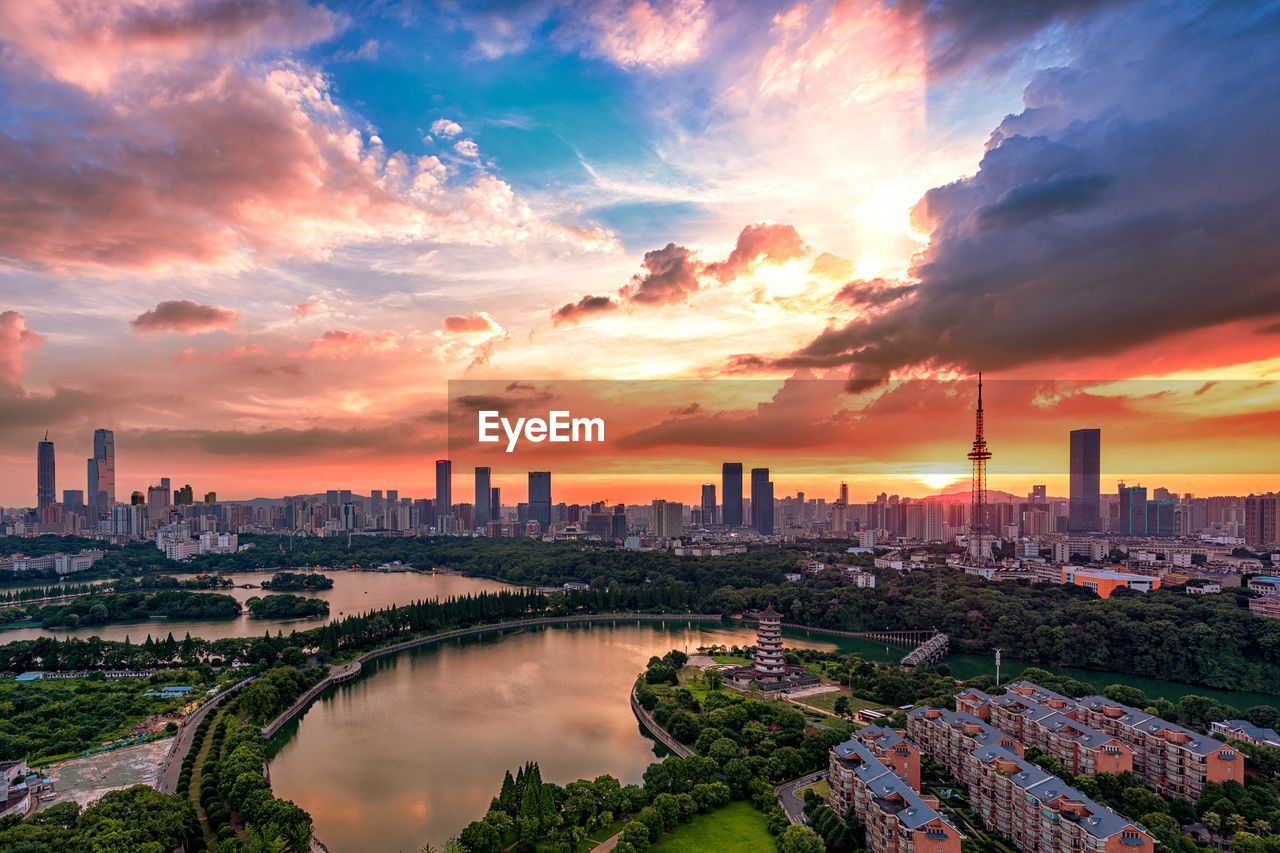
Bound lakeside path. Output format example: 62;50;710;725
157;675;256;793
260;613;726;739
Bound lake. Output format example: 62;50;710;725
0;571;511;643
266;619;1280;852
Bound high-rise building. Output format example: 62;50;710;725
36;434;55;509
1245;494;1280;547
174;484;194;505
489;487;502;524
750;467;774;535
435;460;452;532
1118;483;1147;535
839;482;849;506
474;467;491;529
528;471;551;531
86;428;116;516
1031;484;1047;503
700;483;716;526
722;462;743;527
651;499;684;538
1069;429;1101;532
1146;499;1176;537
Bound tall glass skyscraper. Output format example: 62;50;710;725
435;459;452;532
36;435;55;509
87;427;115;515
1068;428;1101;532
721;462;743;527
700;483;717;526
474;466;491;529
528;471;551;531
750;467;773;534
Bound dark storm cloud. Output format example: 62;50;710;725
624;242;702;304
762;1;1280;379
552;294;618;324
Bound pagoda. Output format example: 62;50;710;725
751;603;787;684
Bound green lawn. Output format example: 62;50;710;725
794;780;829;802
794;689;880;715
653;801;773;852
711;655;751;665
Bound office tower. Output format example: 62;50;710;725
839;482;849;506
174;484;194;505
750;467;774;534
370;489;383;517
326;489;340;507
700;483;716;526
1118;483;1147;535
474;467;492;529
1069;429;1101;532
36;434;55;509
435;460;452;532
85;428;116;515
204;492;217;504
1031;484;1046;503
651;500;684;538
1146;499;1176;537
528;471;551;531
1245;494;1280;547
722;462;743;527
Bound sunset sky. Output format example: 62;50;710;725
1;0;1279;505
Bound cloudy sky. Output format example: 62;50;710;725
1;0;1279;505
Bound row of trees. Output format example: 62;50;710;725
2;589;241;630
245;593;329;619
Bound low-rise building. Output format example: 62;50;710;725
829;738;964;853
1249;594;1280;619
1061;567;1160;598
1209;719;1280;748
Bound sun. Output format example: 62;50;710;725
916;473;956;491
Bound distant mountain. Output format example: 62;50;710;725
919;489;1065;503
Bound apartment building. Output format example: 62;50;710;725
978;684;1134;777
1074;694;1245;798
964;745;1155;852
857;725;922;790
907;706;1024;780
829;738;964;853
1210;719;1280;748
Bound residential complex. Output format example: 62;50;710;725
828;738;964;852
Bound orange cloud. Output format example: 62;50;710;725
0;311;44;388
442;313;502;335
306;330;400;359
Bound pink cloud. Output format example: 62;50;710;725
174;343;271;364
705;222;808;282
132;299;240;334
0;311;44;388
624;242;702;304
0;2;617;273
442;313;501;335
0;0;343;93
291;301;317;317
305;329;400;359
585;0;710;69
553;294;619;324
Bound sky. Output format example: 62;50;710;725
1;0;1279;505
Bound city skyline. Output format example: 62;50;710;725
1;2;1279;504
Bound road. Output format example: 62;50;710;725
157;677;255;793
775;770;826;825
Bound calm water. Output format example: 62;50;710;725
0;572;509;643
266;621;1280;852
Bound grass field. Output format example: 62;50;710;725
711;655;751;665
653;801;774;852
794;689;881;715
794;780;829;802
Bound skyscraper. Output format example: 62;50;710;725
750;467;774;534
700;483;717;526
435;459;452;533
1118;483;1147;535
1069;429;1101;532
36;434;55;509
1245;494;1280;547
528;472;551;531
474;466;491;529
722;462;743;527
86;428;115;516
489;487;502;525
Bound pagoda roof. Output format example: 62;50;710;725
759;603;783;619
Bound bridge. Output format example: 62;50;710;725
780;622;949;669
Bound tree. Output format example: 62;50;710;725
779;824;826;853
